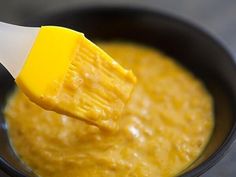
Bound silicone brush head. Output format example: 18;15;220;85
16;26;136;130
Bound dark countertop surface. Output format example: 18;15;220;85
0;0;236;176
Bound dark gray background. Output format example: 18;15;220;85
0;0;236;176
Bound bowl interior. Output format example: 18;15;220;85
1;6;236;177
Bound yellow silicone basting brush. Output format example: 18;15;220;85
0;22;136;130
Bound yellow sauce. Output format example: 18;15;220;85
4;42;214;177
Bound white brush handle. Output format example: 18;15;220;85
0;22;39;78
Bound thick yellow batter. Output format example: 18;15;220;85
4;42;214;177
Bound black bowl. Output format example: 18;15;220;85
1;6;236;177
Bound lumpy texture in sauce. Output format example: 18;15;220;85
5;42;214;177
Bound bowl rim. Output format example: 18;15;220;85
1;5;236;177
